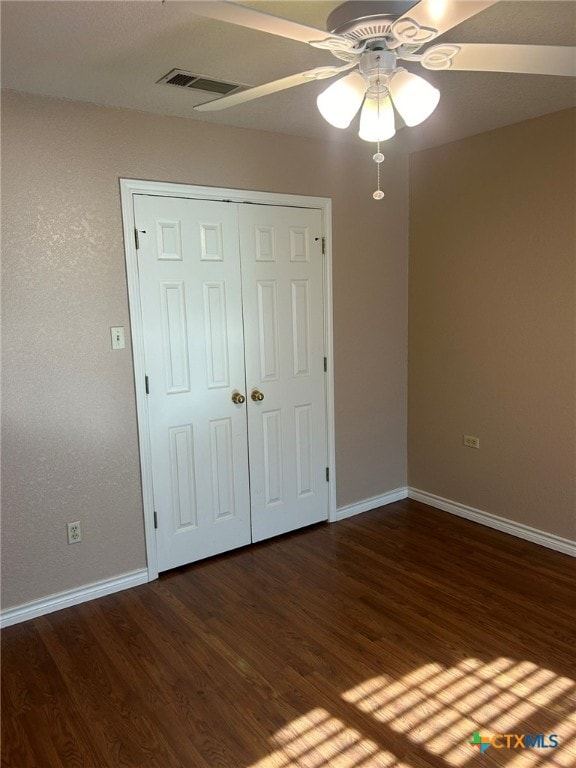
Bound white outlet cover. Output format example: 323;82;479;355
67;520;82;544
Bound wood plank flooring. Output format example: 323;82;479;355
2;499;575;768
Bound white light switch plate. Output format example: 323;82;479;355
111;326;125;350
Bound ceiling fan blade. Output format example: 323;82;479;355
420;43;576;77
194;64;355;112
188;1;353;50
391;0;498;46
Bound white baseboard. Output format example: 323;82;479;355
1;568;149;628
408;488;576;558
5;490;571;628
336;487;408;521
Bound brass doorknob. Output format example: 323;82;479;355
231;392;246;404
251;390;265;402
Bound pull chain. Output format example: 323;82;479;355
373;142;385;200
372;61;385;200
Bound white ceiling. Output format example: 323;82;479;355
1;1;575;152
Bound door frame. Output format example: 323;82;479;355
120;178;337;581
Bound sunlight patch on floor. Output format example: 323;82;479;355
250;657;575;768
343;658;576;767
250;706;410;767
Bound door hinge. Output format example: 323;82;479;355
134;228;140;250
324;356;327;372
145;375;149;394
153;510;158;529
326;467;330;482
321;236;326;255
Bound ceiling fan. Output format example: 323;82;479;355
189;0;575;197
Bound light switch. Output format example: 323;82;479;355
111;326;125;350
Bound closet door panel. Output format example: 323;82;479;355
239;205;329;542
135;196;251;572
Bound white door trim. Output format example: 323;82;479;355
120;179;337;581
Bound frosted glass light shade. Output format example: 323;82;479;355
358;93;396;142
389;70;440;127
317;71;367;129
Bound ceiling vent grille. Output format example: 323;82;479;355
157;69;244;96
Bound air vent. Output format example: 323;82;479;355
157;69;244;96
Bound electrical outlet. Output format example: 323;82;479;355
67;521;82;544
463;435;480;449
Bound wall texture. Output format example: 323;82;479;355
408;109;576;540
1;90;409;609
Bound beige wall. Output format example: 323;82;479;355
1;90;409;609
408;109;576;540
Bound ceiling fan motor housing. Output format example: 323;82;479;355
327;0;419;39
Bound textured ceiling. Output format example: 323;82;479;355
1;1;575;152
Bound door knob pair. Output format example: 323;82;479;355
231;390;264;404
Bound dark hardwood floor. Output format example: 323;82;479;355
2;499;575;768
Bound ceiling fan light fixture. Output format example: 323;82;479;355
316;70;367;129
358;92;396;142
388;69;440;127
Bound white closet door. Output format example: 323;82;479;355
134;195;251;572
239;205;329;542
